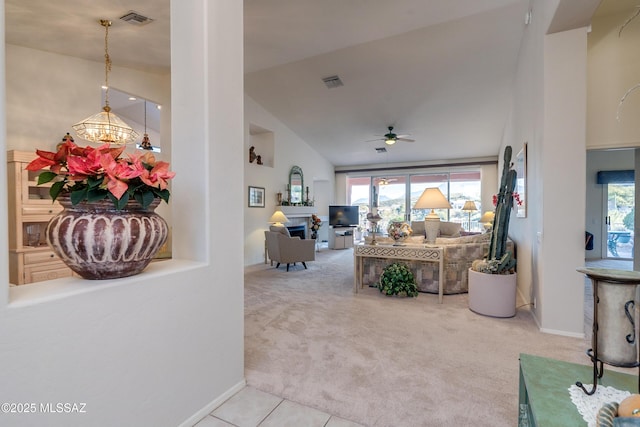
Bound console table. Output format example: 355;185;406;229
518;353;636;426
353;243;444;303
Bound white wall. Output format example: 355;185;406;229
540;27;587;335
0;2;245;426
244;96;335;266
588;7;640;149
6;45;171;155
502;0;586;336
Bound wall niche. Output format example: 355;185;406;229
249;123;274;168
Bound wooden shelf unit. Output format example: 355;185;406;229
7;150;72;285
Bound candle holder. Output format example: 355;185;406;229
366;210;381;245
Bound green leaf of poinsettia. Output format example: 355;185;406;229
153;188;170;204
70;188;88;205
87;188;107;203
38;171;57;185
140;191;155;209
115;193;130;210
50;181;65;201
87;176;103;190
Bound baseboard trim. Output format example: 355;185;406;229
539;327;585;339
178;379;247;427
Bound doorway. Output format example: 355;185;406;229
603;182;634;259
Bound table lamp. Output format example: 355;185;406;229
413;188;452;243
461;201;478;231
479;211;495;233
269;210;289;226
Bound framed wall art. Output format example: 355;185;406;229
515;143;527;218
248;186;265;208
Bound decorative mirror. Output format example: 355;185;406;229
289;166;304;204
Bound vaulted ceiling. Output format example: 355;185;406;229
5;0;605;166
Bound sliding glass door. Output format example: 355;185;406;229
409;174;449;222
373;176;407;232
347;169;482;235
450;171;482;232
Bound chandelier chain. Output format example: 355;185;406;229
101;20;112;109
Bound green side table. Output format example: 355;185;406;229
519;353;637;426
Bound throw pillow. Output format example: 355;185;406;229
439;221;462;237
410;221;426;237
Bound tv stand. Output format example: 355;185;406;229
329;226;354;250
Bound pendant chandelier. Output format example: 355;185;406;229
140;100;153;150
72;20;138;145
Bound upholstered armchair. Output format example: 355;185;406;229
264;228;315;271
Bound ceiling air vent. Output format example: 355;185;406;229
120;11;154;26
322;75;344;89
375;147;387;153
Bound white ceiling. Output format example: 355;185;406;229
5;0;606;166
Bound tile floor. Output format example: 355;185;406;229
193;386;364;427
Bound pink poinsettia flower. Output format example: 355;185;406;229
67;149;104;178
26;140;175;209
25;140;76;174
140;161;176;191
25;151;57;172
100;154;144;199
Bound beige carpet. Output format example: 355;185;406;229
244;248;591;426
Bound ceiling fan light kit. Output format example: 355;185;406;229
368;126;415;146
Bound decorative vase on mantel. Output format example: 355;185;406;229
46;196;168;280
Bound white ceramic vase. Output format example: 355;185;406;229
468;268;517;318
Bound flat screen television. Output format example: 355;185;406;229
329;205;359;227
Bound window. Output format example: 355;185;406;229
347;169;482;233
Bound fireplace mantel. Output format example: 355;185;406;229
279;206;316;218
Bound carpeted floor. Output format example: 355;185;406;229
244;248;592;426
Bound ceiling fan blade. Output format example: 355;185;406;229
365;138;383;142
397;137;415;143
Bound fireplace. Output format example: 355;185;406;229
287;225;306;239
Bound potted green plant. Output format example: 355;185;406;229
378;262;418;297
468;146;518;317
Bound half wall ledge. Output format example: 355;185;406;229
6;259;206;309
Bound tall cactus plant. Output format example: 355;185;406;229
472;146;517;274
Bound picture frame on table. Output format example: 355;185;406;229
248;186;265;208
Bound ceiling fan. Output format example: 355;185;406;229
376;177;398;186
368;126;415;145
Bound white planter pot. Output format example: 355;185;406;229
468;268;517;318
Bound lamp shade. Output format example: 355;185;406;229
479;211;495;224
413;188;451;243
461;201;478;212
269;210;289;225
413;188;452;210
